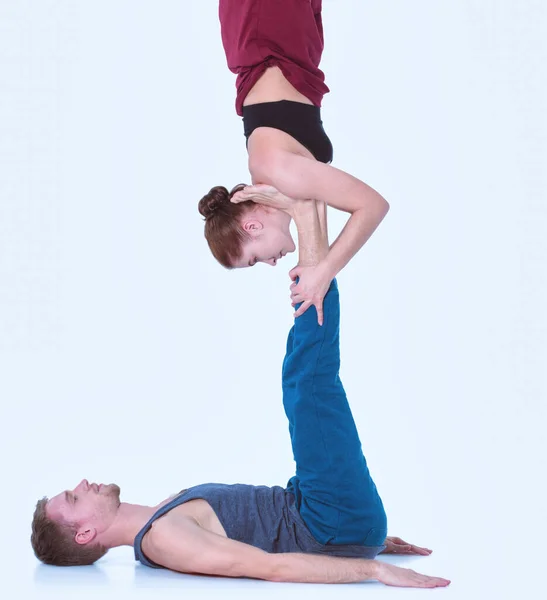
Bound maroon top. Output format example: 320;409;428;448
219;0;330;116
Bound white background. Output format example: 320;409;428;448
0;1;545;598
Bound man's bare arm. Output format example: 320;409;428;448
292;199;329;268
144;517;449;587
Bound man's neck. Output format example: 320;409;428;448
99;496;174;549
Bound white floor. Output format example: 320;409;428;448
8;456;543;600
9;543;534;600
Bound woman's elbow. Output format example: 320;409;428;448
356;196;390;219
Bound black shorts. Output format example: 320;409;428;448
242;100;334;164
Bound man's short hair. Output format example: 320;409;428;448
31;497;108;566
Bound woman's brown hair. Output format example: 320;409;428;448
198;184;255;268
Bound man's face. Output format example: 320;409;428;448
47;479;121;544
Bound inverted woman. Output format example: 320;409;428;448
199;0;390;321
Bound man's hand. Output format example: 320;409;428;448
289;263;332;326
231;184;304;218
380;536;432;556
375;562;450;588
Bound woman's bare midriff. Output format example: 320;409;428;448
243;67;317;160
243;66;314;107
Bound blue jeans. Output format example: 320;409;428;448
283;279;387;546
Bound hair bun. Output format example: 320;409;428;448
198;186;230;219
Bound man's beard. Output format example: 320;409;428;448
106;483;121;506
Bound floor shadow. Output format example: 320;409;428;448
34;563;110;587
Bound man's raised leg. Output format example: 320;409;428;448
282;201;387;547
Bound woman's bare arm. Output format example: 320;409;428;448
248;141;389;280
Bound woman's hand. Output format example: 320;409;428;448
231;184;303;217
380;536;432;556
374;562;450;588
289;263;333;326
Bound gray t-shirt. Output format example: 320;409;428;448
134;482;384;567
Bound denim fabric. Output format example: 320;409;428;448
133;280;387;568
284;279;388;547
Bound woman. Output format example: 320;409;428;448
199;0;389;320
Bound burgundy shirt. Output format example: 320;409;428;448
219;0;330;116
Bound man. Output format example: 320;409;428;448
31;199;450;588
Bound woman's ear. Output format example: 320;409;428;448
242;219;264;234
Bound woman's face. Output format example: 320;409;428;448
233;207;296;268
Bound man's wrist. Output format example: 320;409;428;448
366;559;381;581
